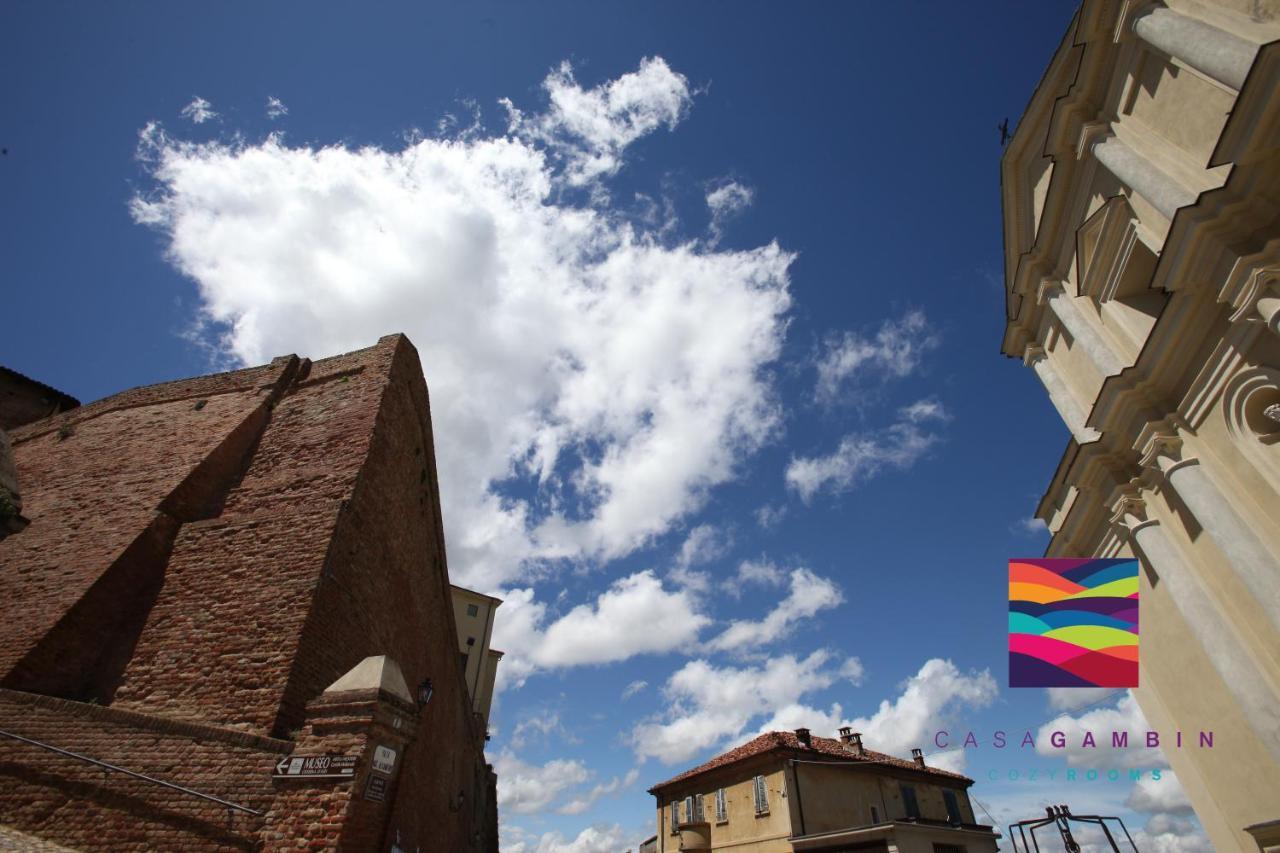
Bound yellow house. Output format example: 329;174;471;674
647;728;1000;853
449;584;504;732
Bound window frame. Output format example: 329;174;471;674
943;789;962;823
900;783;921;819
753;774;769;816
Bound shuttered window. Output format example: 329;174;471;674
694;793;705;822
715;787;727;822
669;801;678;834
753;775;769;814
943;789;961;823
901;784;920;819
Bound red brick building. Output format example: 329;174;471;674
0;335;499;851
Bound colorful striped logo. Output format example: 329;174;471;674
1009;558;1139;688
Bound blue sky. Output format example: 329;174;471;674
3;3;1208;850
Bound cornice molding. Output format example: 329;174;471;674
1179;320;1262;429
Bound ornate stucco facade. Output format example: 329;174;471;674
1000;2;1280;851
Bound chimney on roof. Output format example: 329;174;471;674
795;727;812;748
841;730;865;756
911;748;926;768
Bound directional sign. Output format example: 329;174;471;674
364;774;388;803
273;754;358;779
371;745;397;775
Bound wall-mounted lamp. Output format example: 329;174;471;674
417;678;434;708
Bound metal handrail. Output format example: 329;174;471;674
0;727;262;816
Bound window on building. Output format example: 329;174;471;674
753;775;769;815
900;784;920;819
714;787;727;822
684;795;695;824
943;789;962;823
870;805;880;823
669;801;678;834
466;603;479;617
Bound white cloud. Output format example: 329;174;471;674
667;520;732;594
675;524;731;569
180;96;218;124
838;657;865;685
516;56;692;186
754;503;787;529
753;660;997;778
785;399;948;502
832;658;997;759
1035;690;1166;770
1013;516;1048;534
925;748;969;774
814;310;937;403
1127;773;1193;815
981;786;1210;853
1126;829;1213;853
536;571;710;666
493;571;710;689
710;567;842;651
727;557;786;592
706;181;753;245
1045;686;1120;712
503;824;633;853
667;565;712;594
265;96;288;120
510;711;578;750
134;57;794;594
632;650;842;764
1058;804;1212;853
559;768;640;815
633;655;993;769
621;679;648;700
494;750;591;814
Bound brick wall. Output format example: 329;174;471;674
0;336;497;851
0;357;297;696
0;689;287;850
0;369;78;432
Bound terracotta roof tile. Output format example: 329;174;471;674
648;731;971;792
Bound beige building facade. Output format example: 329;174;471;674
647;729;999;853
450;584;504;733
1000;1;1280;850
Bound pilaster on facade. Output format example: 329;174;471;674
1107;485;1280;766
1023;343;1102;444
1037;280;1127;377
1131;5;1258;92
1138;429;1280;636
1091;133;1197;221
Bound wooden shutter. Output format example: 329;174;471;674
753;775;768;813
715;787;727;821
